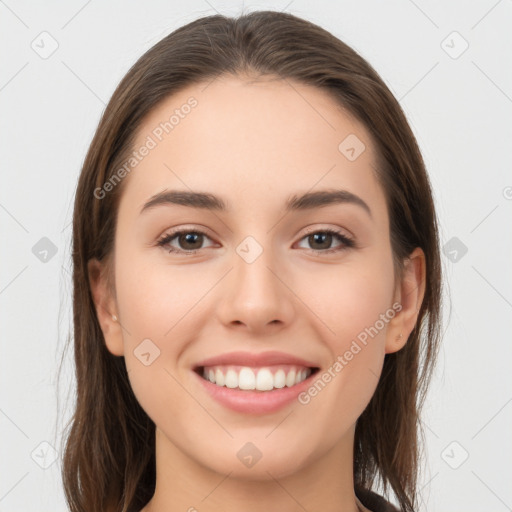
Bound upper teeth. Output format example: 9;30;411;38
202;365;312;391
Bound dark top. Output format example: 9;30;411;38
136;487;402;512
356;487;401;512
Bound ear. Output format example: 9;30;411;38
385;247;426;354
88;257;124;356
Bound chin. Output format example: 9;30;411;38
197;443;313;481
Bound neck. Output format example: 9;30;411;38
143;426;361;512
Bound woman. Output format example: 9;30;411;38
61;10;442;512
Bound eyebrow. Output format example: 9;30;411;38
140;188;372;218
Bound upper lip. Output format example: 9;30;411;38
193;350;319;369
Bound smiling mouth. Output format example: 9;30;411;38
194;365;320;392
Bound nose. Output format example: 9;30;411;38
215;243;296;334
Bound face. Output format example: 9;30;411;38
90;74;424;482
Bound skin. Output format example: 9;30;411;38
89;74;425;512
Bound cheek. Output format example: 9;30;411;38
309;254;395;347
115;247;209;338
113;250;190;408
301;253;395;410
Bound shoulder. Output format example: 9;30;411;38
355;487;401;512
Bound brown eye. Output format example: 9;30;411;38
157;229;214;254
176;232;204;250
297;229;355;255
307;232;333;250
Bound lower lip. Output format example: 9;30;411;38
192;369;317;414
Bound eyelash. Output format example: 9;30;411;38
156;227;356;256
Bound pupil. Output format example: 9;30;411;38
311;233;331;249
182;233;201;249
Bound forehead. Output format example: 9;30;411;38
120;74;387;221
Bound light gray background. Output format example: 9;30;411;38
1;1;511;511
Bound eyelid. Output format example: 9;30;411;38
156;224;214;241
301;224;353;238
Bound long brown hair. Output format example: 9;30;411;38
60;10;442;512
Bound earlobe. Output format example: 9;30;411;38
87;258;124;357
385;247;426;354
